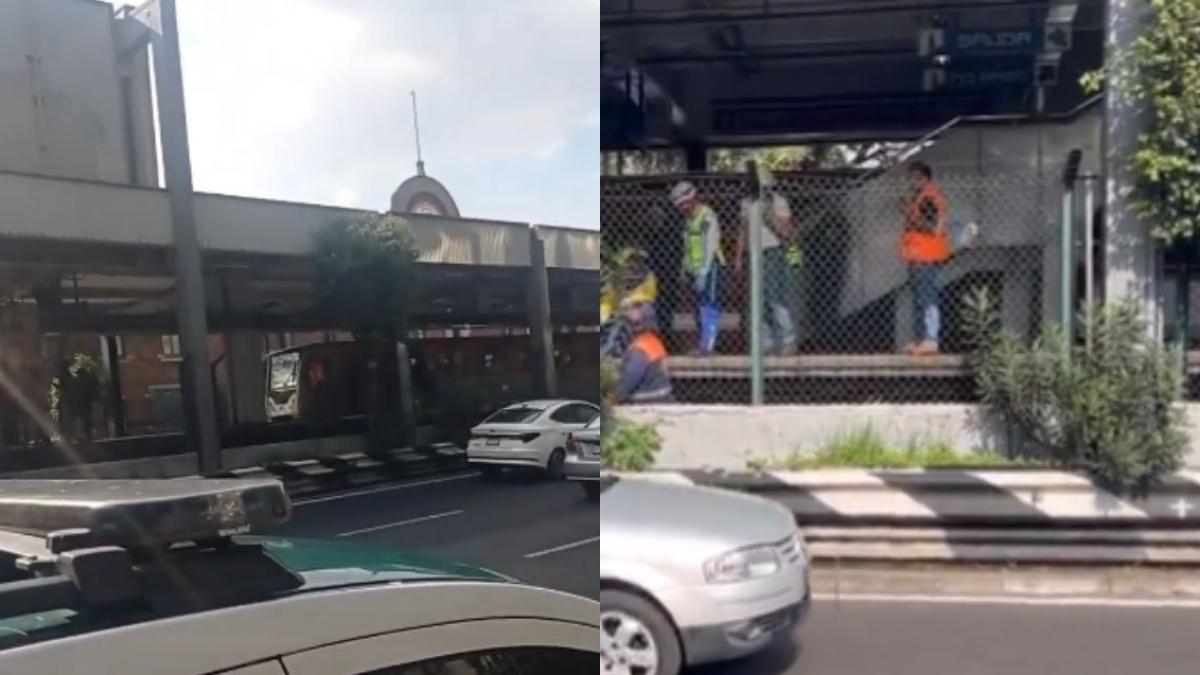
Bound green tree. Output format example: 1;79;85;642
311;213;420;341
1082;0;1200;241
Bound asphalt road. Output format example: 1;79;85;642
273;470;599;599
696;597;1200;674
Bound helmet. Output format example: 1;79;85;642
670;181;698;207
622;301;658;333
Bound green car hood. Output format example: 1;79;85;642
242;536;514;589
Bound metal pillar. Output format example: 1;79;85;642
528;227;558;398
100;335;127;437
395;342;417;447
1059;184;1074;346
137;0;221;473
747;163;765;406
1103;0;1157;336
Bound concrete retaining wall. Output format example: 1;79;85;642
617;404;1200;470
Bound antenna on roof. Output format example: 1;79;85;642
411;91;425;176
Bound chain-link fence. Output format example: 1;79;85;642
602;169;1067;404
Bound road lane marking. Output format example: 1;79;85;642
812;593;1200;609
337;509;464;537
525;535;600;559
292;472;479;506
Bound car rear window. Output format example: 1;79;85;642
484;407;543;424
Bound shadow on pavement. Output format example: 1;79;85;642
690;632;803;674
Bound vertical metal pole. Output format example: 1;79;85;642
395;342;417;447
150;0;221;473
101;335;127;437
1060;186;1074;347
748;164;764;406
528;227;558;398
1084;179;1095;351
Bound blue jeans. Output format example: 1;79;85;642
910;263;941;344
763;247;797;352
694;266;721;354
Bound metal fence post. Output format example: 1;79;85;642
1060;185;1074;348
748;163;764;406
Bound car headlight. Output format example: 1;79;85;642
703;545;780;584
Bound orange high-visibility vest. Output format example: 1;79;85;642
901;183;950;263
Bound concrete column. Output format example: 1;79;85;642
528;227;558;398
395;342;417;447
1103;0;1159;337
220;270;266;428
99;335;127;437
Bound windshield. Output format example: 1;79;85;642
268;352;300;392
484;406;544;424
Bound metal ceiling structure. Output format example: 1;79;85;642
601;0;1105;150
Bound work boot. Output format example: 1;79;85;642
910;340;939;356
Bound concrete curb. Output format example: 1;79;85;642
616;469;1200;526
216;444;468;497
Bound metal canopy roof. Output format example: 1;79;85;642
601;0;1105;149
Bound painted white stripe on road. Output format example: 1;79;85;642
525;536;600;559
813;593;1200;609
337;509;464;537
292;472;479;506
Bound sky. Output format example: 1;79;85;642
114;0;599;229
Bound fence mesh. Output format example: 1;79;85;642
602;169;1065;404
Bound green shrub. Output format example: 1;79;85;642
964;289;1188;494
750;426;1019;470
601;418;661;472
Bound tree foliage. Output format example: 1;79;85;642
311;213;420;341
1082;0;1200;241
964;288;1187;494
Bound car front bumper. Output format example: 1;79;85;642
668;564;810;667
564;455;600;481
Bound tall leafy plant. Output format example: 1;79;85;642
1082;0;1200;241
964;288;1187;493
311;213;420;341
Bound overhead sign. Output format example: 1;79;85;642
948;27;1042;55
922;56;1032;92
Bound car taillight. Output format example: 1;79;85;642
565;433;577;455
520;432;541;443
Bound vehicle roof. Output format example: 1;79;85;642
0;535;514;654
503;399;592;410
0;582;597;674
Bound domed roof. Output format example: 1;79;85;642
390;173;461;218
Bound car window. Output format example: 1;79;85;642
585;415;601;430
357;647;594;675
483;406;543;424
550;404;597;424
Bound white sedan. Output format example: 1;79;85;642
467;399;600;479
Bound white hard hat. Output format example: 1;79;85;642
670;181;697;206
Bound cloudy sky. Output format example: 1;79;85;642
121;0;599;229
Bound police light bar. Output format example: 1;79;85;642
0;478;291;551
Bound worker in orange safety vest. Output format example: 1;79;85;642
899;161;949;355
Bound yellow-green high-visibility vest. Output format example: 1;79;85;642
785;242;803;269
684;204;724;275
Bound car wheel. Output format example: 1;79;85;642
582;481;600;501
545;449;566;480
601;589;682;675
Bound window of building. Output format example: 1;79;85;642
161;334;181;358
